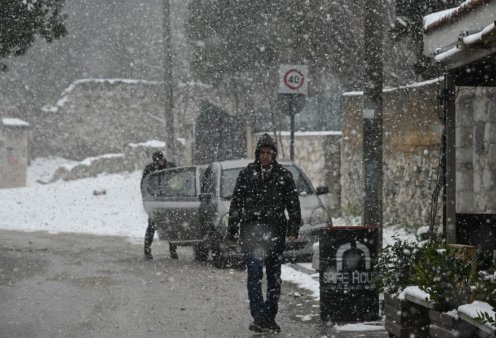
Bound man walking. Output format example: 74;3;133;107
226;133;301;333
141;151;177;260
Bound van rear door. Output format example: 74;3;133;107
142;166;205;243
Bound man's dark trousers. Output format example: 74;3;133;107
144;218;177;257
244;249;283;322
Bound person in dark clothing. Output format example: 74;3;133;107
226;133;301;334
142;151;177;260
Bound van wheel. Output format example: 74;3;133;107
193;243;208;262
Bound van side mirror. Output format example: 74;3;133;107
199;193;214;202
315;186;329;195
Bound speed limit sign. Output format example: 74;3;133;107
278;64;308;95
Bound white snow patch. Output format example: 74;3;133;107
399;285;431;301
334;322;385;331
2;117;30;127
458;301;495;321
128;140;166;148
281;265;320;300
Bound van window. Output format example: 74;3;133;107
147;168;196;197
221;168;242;199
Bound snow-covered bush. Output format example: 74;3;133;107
377;235;496;329
412;238;475;310
374;237;421;295
473;268;496;328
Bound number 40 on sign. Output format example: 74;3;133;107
278;64;308;95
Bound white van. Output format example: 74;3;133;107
141;159;332;266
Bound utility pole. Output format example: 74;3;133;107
363;0;384;251
163;0;175;161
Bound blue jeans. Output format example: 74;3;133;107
244;249;283;322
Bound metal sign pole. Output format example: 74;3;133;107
290;95;295;161
277;65;308;162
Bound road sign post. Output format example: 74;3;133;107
278;65;308;161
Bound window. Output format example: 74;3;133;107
147;168;196;197
221;168;242;199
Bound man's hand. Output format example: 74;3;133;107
287;236;297;242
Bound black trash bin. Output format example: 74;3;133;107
319;226;379;322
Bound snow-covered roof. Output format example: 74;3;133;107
1;117;30;127
254;131;342;136
128;140;166;148
423;0;490;33
433;21;496;63
342;77;443;96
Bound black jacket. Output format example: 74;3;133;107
227;160;301;252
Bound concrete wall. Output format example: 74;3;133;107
456;87;496;214
0;118;30;188
340;81;444;227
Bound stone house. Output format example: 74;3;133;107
0;118;30;188
423;0;496;258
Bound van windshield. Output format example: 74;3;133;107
285;165;313;195
221;165;313;199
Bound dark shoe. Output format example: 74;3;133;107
265;319;281;333
249;320;270;333
170;252;178;259
144;251;153;260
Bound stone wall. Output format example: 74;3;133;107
45;141;184;183
32;79;166;161
253;131;342;214
0;118;30;188
340;81;444;227
456;87;496;213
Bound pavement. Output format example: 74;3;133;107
287;263;389;338
0;229;389;337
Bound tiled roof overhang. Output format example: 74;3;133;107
423;0;496;69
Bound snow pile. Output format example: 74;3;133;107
1;157;146;240
399;285;431;301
